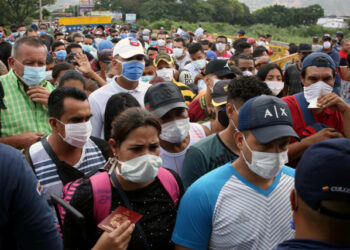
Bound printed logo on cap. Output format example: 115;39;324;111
263;105;288;119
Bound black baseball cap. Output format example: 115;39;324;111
204;59;235;77
295;138;350;219
298;43;312;53
144;82;188;118
211;80;230;106
238;95;299;144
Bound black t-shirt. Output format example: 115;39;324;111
40;35;54;50
63;168;184;250
0;41;12;68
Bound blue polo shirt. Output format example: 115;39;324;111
0;143;62;250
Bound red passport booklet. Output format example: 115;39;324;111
97;206;143;233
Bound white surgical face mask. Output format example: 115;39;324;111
45;70;53;81
265;81;284;96
216;43;226;53
323;41;331;49
209;79;220;92
156;68;174;81
242;70;253;76
173;48;184;58
57;120;92;148
241;135;288;179
303;81;333;103
116;154;162;183
160;118;190;143
157;39;166;47
106;77;113;84
192;59;206;70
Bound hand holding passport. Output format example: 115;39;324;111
98;206;143;233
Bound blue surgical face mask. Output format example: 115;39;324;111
15;60;46;86
141;75;154;82
167;43;173;48
40;30;47;36
56;50;67;61
12;32;18;37
129;33;137;39
150;41;157;46
121;33;128;39
117;60;145;82
143;36;149;41
0;32;3;39
83;44;93;52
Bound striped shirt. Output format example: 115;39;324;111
29;137;106;206
172;162;295;250
0;70;54;137
160;122;206;177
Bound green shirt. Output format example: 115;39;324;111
182;133;238;189
0;70;54;137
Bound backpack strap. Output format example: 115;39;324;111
157;167;180;206
90;172;112;225
294;92;317;127
24;146;36;174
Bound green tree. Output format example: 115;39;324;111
0;0;55;24
181;0;215;23
207;0;244;24
139;0;181;22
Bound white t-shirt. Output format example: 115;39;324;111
160;123;206;177
89;78;151;139
184;62;207;91
174;52;191;70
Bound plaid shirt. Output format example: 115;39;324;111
0;70;54;137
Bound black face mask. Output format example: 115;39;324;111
217;107;229;128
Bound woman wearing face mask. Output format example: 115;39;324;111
257;63;288;97
63;108;184;250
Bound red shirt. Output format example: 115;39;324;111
215;51;231;59
338;50;348;79
282;95;344;144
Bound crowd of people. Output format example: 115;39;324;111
0;21;349;250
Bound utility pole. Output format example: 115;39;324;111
39;0;42;22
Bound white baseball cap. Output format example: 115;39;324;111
112;37;146;59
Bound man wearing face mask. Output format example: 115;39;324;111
183;76;272;188
51;41;67;63
27;87;107;218
234;53;256;76
285;43;313;95
173;37;191;70
39;23;53;51
318;34;341;95
89;37;150;139
215;36;231;59
145;82;208;177
188;59;237;123
154;53;195;105
173;95;299;249
282;53;349;166
156;32;172;54
185;43;207;91
0;37;54;149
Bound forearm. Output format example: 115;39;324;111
287;138;312;162
86;70;107;87
0;135;23;148
342;105;350;139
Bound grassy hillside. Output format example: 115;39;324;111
140;20;350;44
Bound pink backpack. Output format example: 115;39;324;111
59;167;180;227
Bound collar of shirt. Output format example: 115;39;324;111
112;77;150;94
